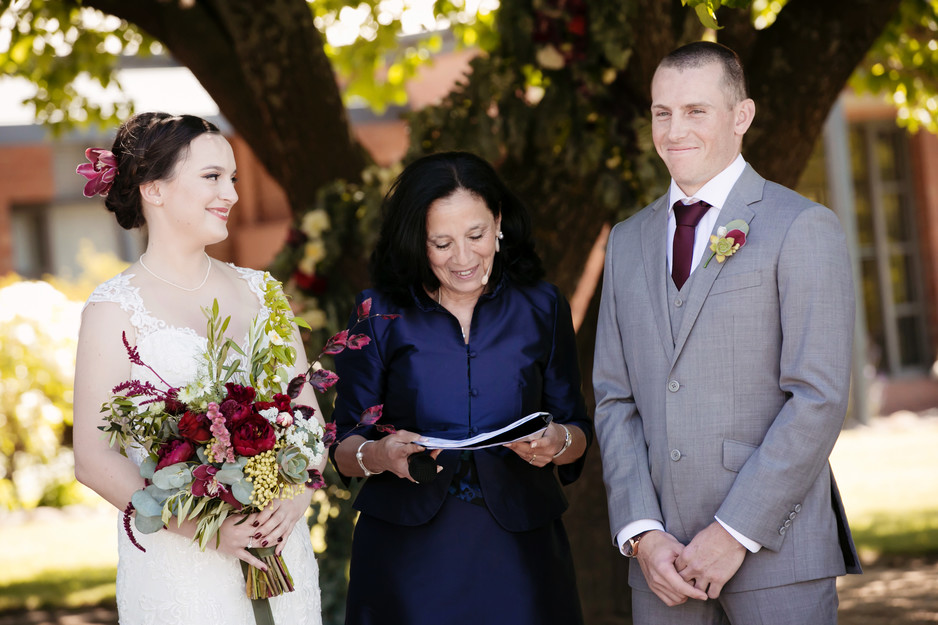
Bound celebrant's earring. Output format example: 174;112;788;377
496;230;503;252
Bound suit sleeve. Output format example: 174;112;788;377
716;205;855;551
593;223;664;543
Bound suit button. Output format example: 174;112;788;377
794;504;802;513
667;380;680;392
789;512;797;520
779;526;787;535
669;449;682;462
469;351;478;358
784;519;792;528
470;388;479;397
674;297;684;308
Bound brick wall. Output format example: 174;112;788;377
0;144;54;275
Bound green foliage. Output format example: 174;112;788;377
311;0;498;112
683;0;754;30
851;0;938;133
0;0;159;132
0;277;82;510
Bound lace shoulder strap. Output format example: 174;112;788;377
84;273;167;339
230;264;274;319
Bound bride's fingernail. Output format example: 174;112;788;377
253;532;262;539
252;521;259;527
262;540;268;547
277;537;283;543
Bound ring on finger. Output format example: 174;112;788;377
247;538;253;550
529;454;537;465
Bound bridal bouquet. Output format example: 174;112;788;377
100;275;378;601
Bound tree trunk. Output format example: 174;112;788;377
86;0;368;213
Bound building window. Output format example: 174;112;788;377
798;120;929;375
10;201;142;279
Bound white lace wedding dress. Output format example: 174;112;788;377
86;266;322;625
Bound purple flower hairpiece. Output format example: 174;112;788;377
76;148;118;197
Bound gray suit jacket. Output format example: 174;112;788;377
593;165;861;594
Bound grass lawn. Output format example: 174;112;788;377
0;506;117;611
830;414;938;561
0;415;936;613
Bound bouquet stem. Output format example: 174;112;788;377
244;547;294;598
240;547;294;625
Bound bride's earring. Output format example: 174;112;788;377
496;230;503;253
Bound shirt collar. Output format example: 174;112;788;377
667;154;747;213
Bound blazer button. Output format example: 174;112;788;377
667;380;680;392
789;511;797;520
469;351;478;358
784;519;792;528
669;449;682;462
470;388;479;397
778;526;787;535
794;504;802;513
674;297;684;308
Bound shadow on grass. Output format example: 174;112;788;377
850;509;938;564
0;566;116;612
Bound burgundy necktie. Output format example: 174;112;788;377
671;200;711;289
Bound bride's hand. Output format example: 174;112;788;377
252;490;314;556
215;513;270;570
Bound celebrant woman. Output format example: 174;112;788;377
331;151;592;625
72;112;323;624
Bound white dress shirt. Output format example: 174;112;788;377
616;153;762;556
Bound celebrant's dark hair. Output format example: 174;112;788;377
369;151;544;305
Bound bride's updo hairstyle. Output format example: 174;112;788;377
105;112;220;229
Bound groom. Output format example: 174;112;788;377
593;41;861;624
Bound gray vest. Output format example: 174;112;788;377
667;271;696;345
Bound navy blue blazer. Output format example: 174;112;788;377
331;278;592;532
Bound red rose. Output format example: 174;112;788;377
178;411;212;443
155;438;195;471
224;383;256;405
230;412;277;456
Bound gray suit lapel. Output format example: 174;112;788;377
672;166;765;364
641;196;674;361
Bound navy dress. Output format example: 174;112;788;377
332;277;591;625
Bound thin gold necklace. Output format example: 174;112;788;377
139;252;212;292
437;289;468;340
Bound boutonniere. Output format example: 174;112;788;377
704;219;749;267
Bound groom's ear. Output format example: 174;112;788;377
734;98;756;137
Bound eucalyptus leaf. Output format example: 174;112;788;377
131;488;163;518
152;463;193;490
134;513;165;534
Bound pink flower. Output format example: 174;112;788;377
208;402;235;464
76;148;118;197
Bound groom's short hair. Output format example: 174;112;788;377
659;41;748;105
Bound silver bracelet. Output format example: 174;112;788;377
552;424;572;459
356;440;381;476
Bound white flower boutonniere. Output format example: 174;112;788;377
704;219;749;268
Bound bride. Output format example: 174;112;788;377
72;112;323;624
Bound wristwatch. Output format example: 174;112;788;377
625;531;648;558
